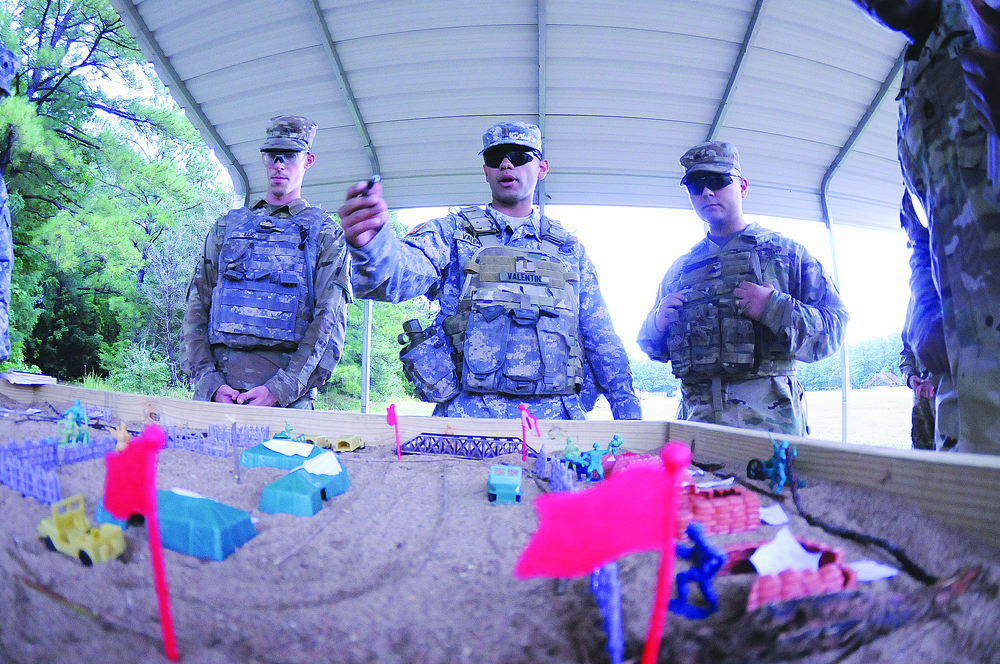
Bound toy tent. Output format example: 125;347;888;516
259;460;351;517
157;490;256;561
240;442;324;470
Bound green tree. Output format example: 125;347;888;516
0;0;230;378
323;213;430;409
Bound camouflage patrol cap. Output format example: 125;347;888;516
480;122;543;154
260;115;317;152
679;141;741;184
0;44;18;97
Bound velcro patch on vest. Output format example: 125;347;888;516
500;271;549;285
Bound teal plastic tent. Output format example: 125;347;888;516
259;466;351;517
157;490;256;560
240;443;324;470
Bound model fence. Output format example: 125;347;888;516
0;437;58;469
0;453;61;504
61;435;116;465
166;424;270;458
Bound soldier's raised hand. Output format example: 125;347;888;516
338;179;388;248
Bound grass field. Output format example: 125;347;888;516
343;388;917;450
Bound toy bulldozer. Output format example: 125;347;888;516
37;494;126;566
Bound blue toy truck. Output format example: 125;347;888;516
487;465;523;504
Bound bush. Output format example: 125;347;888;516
109;343;171;395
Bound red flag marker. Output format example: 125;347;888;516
103;425;178;662
518;403;540;461
387;404;400;460
515;442;691;664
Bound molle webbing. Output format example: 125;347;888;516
667;239;791;382
449;208;584;397
208;207;322;348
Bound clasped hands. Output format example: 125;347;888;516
654;281;774;332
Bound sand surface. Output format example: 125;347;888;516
1;401;999;664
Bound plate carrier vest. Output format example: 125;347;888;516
665;233;795;381
208;206;321;349
443;207;585;397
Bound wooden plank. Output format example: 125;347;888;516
4;380;999;548
667;420;1000;549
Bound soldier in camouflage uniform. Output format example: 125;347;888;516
852;0;1000;454
898;193;958;450
181;116;352;409
637;141;848;436
337;122;641;421
0;44;16;362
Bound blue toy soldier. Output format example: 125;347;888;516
669;522;726;619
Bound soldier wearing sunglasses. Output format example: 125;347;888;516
637;141;848;436
181;115;352;409
338;121;641;421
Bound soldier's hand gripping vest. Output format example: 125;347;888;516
208;208;322;349
666;242;763;379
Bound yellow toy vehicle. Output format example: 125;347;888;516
37;494;126;566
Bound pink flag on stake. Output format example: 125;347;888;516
518;403;540;461
387;404;400;460
515;442;691;664
103;425;178;662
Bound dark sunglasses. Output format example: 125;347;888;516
683;172;737;195
483;148;540;168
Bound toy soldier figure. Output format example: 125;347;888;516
0;43;17;362
638;141;848;435
338;121;641;421
181;116;352;409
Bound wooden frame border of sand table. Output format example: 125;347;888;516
4;378;999;550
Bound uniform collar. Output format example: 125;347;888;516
251;198;310;216
486;205;539;235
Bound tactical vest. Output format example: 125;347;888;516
665;234;795;381
208;206;322;349
445;207;585;397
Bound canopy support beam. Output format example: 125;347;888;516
820;50;906;442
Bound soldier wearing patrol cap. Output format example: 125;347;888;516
181;115;352;408
637;140;848;436
0;41;17;362
337;121;641;421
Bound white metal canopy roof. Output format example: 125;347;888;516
110;0;908;231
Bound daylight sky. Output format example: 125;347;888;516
395;205;911;356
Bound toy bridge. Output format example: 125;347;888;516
401;433;537;460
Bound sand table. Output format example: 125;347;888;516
1;406;999;664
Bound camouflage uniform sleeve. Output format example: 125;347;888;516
900;199;940;356
756;240;849;362
265;218;353;407
180;216;227;401
636;256;687;362
576;244;642;420
350;216;456;302
899;330;920;381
